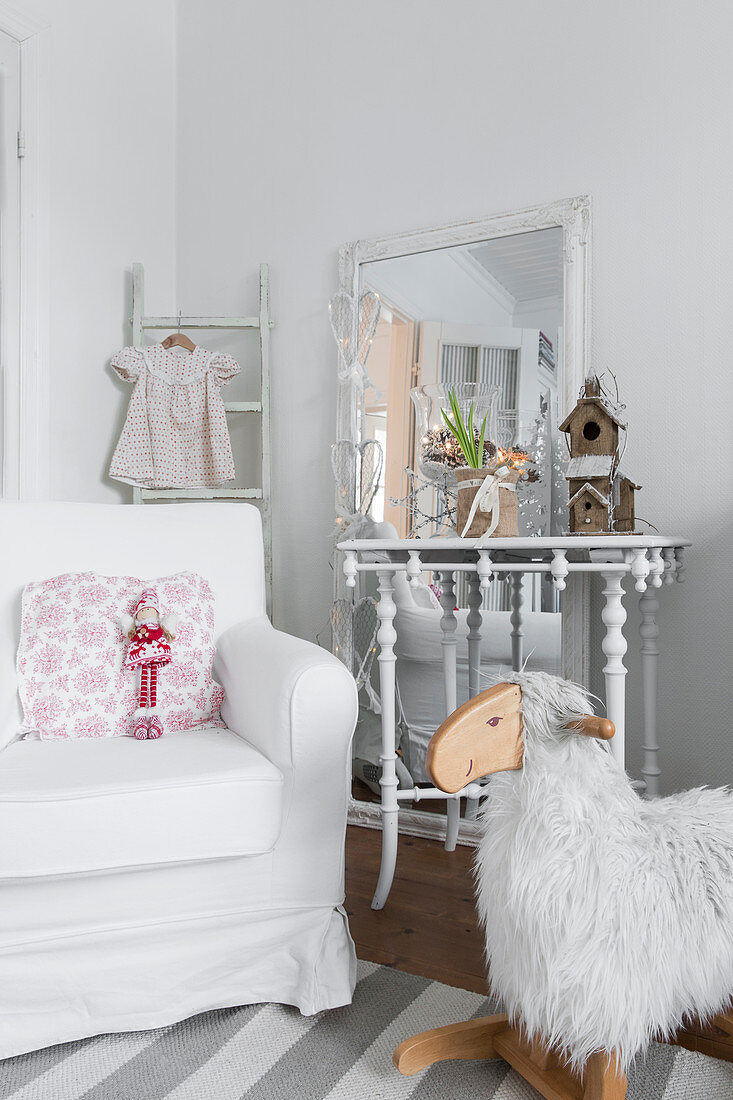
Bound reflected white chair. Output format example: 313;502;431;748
354;518;562;859
391;568;563;783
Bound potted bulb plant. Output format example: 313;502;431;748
442;389;522;539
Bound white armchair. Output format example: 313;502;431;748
0;503;358;1059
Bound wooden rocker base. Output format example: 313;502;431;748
667;1010;733;1064
394;1011;733;1099
393;1014;627;1100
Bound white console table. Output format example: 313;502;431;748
338;535;689;910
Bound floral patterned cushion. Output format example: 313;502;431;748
16;571;225;740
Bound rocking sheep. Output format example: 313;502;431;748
395;671;733;1100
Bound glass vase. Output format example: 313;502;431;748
496;406;551;537
410;382;501;488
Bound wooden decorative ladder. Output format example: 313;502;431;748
129;262;273;615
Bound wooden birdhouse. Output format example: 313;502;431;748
567;482;609;534
558;378;623;458
560;376;641;534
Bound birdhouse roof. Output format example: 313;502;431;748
566;455;614;479
559;398;626;434
568;482;609;507
617;474;642;491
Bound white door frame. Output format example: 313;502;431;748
0;2;49;501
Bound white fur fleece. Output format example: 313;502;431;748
474;670;733;1072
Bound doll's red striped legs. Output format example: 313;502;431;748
133;665;151;740
132;664;164;740
147;664;164;739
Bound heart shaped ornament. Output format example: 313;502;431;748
352;596;378;687
358;438;384;515
328;292;358;365
331;440;358;510
331;599;355;672
331;597;378;687
357;291;381;367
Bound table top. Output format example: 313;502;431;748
338;534;689;589
338;535;689;553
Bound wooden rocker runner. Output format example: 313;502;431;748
393;680;733;1100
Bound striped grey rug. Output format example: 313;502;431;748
1;960;732;1099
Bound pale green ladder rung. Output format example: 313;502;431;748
224;401;262;413
139;488;263;501
141;316;261;329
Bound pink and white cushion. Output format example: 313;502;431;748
16;571;225;740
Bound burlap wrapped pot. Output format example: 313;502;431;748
455;465;521;539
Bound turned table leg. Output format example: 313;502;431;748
465;571;483;821
467;570;483;699
510;572;525;673
439;571;460;851
601;569;628;771
639;585;661;797
371;568;399;910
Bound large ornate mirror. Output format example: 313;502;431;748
332;197;591;838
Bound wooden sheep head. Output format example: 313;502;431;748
426;682;615;793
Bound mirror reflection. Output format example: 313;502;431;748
350;227;565;812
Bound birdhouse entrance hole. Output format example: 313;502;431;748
582;420;601;441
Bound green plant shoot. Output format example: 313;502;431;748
441;388;490;468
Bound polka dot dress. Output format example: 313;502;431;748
109;345;241;489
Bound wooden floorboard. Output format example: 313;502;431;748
344;824;488;995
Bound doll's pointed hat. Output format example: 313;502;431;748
134;588;159;617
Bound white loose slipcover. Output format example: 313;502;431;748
0;503;358;1059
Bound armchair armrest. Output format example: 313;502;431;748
214;616;358;777
214;617;359;907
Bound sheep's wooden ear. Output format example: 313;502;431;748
567;714;615;740
426;682;523;793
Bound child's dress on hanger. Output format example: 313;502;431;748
109;345;241;488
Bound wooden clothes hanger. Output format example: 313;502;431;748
161;311;196;352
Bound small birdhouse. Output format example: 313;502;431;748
558;383;623;459
567;483;609;535
561;376;641;534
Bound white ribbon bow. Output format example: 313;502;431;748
332;505;371;542
460;466;517;543
329;291;384;401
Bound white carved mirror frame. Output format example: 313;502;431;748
335;197;592;833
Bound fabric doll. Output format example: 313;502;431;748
121;588;178;740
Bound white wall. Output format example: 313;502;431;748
30;0;178;502
175;0;733;794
